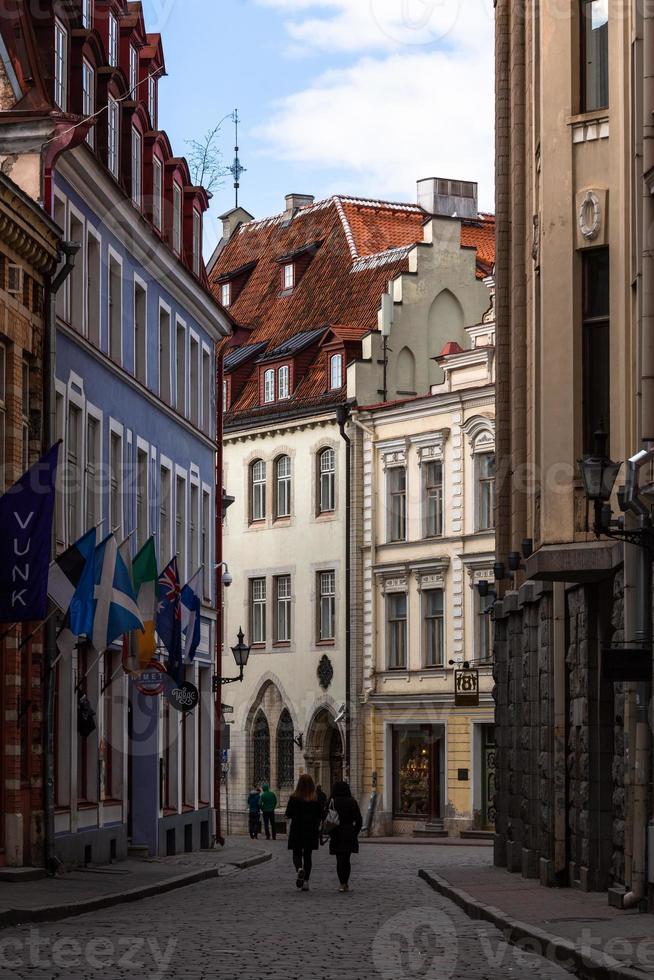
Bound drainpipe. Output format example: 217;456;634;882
214;349;225;846
43;241;79;874
641;0;654;908
335;402;352;780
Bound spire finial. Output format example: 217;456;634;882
228;109;246;209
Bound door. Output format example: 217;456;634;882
481;725;496;829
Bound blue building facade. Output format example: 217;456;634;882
38;2;230;864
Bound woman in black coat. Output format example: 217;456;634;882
285;774;323;892
328;781;363;892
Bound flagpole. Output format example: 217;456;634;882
100;661;124;696
74;648;103;693
16;608;60;652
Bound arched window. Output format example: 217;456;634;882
253;711;270;787
250;459;266;522
397;346;416;393
318;448;336;514
275;455;291;518
277;709;295;788
330;353;343;390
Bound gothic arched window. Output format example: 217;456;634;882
252;711;270;787
277;709;295;788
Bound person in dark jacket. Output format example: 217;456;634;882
247;786;261;840
285;774;323;892
328;781;363;892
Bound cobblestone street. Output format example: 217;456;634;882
0;843;572;979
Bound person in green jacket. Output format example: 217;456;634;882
259;783;278;840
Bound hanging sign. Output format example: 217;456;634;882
167;681;199;713
134;661;170;697
455;668;479;707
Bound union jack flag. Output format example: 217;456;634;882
156;557;182;683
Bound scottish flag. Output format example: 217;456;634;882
181;571;202;663
70;534;143;650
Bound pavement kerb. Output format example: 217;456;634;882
0;851;272;931
419;869;649;980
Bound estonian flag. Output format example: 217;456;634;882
48;528;97;614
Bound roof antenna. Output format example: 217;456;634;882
229;109;246;209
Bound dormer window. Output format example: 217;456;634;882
148;75;157;126
221;283;231;308
54;19;68;110
131;127;142;206
283;263;295;291
264;369;276;404
330;353;343;390
82;0;92;28
278;365;290;399
107;96;120;177
108;13;119;68
82;60;95;147
129;44;138;94
173;183;182;256
193;210;202;277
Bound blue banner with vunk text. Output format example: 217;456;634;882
0;443;60;624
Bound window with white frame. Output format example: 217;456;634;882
54;20;68;110
202;348;211;431
190;482;199;575
275;455;291;519
148;74;157;126
87;232;101;345
423;588;444;668
175;321;186;416
330;353;343;390
108;13;119;67
67;404;82;543
134;281;147;384
176;475;186;581
81;0;92;29
278;364;290;400
388;466;407;542
283;263;294;290
202;488;211;599
250;578;266;644
136;448;148;550
222;380;229;413
318;447;336;514
173;183;182;256
85;415;100;532
159;306;171;403
193;211;202;277
129;44;138;94
109;430;122;539
220;283;231;308
275;575;292;643
108;254;122;362
387;592;407;669
476;452;496;531
153;157;163;231
21;360;29;472
107;97;120;178
131;128;142;207
190;337;199;426
250;459;266;522
263;369;275;404
55;391;64;544
0;344;6;491
82;60;95;147
159;465;171;565
424;460;443;538
475;587;493;662
318;570;336;641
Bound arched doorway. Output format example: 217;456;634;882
305;708;344;794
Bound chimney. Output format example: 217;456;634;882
221;206;254;242
285;193;315;218
417;178;478;219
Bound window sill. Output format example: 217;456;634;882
248;520;267;529
163;807;177;817
273;517;292;526
316;639;335;647
316;511;337;521
251;643;267;651
101;798;123;807
77;801;98;811
273;642;291;649
567;108;609;126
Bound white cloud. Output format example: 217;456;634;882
256;0;494;54
253;0;494;211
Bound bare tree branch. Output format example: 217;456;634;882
187;114;233;196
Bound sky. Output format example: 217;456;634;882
141;0;495;256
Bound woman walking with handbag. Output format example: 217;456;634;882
327;781;363;893
285;774;323;892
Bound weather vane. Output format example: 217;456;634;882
228;109;246;209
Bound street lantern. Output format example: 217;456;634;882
579;426;621;502
216;628;251;687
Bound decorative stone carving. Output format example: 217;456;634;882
575;187;608;249
317;655;334;690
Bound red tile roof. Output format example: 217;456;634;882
212;196;495;424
